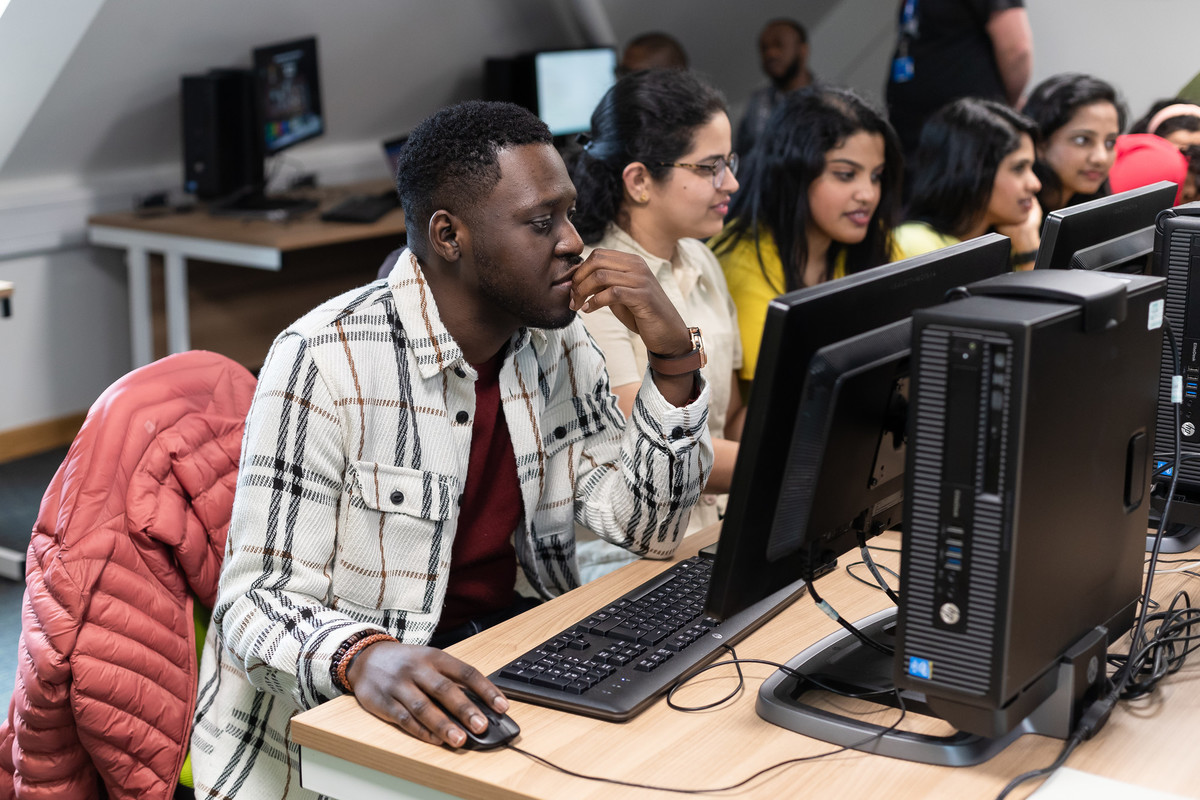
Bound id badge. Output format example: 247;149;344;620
891;55;914;83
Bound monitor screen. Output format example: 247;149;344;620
704;235;1012;622
533;48;616;136
1033;182;1176;271
253;36;325;155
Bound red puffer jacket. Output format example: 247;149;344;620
0;351;255;800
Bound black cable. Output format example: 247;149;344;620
994;731;1085;800
503;683;910;795
665;645;745;712
807;579;895;656
845;560;901;593
856;530;900;604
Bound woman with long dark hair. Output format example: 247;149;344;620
711;86;902;382
893;97;1041;268
1023;73;1125;212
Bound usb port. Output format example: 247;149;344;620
945;558;962;571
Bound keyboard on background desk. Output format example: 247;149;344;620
320;190;400;224
488;555;808;721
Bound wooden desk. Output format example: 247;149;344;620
291;530;1200;800
87;181;404;366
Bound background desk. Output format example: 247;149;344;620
88;181;404;367
291;530;1200;800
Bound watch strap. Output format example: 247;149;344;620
647;327;705;376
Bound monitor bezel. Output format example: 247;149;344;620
704;234;1012;621
1033;182;1177;271
252;36;325;156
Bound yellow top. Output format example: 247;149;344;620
891;221;962;262
712;227;846;381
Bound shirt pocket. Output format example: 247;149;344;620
334;461;460;614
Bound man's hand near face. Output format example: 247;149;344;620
570;248;698;406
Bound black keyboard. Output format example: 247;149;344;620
320;191;399;224
488;555;808;721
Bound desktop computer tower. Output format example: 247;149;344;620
180;69;257;199
895;270;1165;738
1151;203;1200;543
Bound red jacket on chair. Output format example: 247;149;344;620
0;351;255;800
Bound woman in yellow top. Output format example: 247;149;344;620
893;98;1042;268
570;69;743;577
711;87;903;382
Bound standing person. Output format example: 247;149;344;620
617;31;689;76
886;0;1033;174
892;97;1041;268
736;18;816;155
571;69;741;578
1023;73;1125;213
191;100;713;799
713;87;903;384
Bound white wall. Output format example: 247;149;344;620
3;0;1199;437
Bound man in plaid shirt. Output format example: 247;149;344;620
191;100;713;799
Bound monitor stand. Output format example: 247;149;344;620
756;607;1109;767
209;185;318;222
1148;500;1200;553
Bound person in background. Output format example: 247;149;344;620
892;97;1041;268
736;18;816;155
1129;98;1200;202
192;100;713;799
1022;73;1125;213
886;0;1033;182
713;87;903;384
617;31;689;76
1108;133;1190;205
571;69;742;578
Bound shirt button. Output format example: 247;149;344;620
454;367;466;378
456;410;469;424
390;490;405;505
671;426;685;440
553;426;567;439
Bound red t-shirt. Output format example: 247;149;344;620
435;352;521;631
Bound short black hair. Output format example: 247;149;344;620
395;100;552;250
763;18;807;44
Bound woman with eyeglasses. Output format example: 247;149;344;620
571;68;742;578
711;86;903;384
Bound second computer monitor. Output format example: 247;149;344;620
253;36;325;155
705;235;1012;621
1034;181;1177;271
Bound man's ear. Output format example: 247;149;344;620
427;209;466;262
621;162;653;205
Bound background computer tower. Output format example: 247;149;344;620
180;68;257;199
894;270;1164;738
1151;203;1200;544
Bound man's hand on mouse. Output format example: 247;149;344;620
347;640;508;747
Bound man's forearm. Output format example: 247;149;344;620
987;8;1033;107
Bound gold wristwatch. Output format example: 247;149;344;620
647;326;706;376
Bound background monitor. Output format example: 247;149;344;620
253;36;325;155
533;48;616;136
484;48;616;137
704;234;1012;622
1033;182;1177;271
1067;225;1154;274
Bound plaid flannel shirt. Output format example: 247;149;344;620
191;250;712;799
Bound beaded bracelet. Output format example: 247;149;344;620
333;632;398;693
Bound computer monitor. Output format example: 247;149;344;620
1033;181;1177;271
484;48;616;138
705;234;1012;622
1067;225;1154;274
254;36;325;155
209;36;325;219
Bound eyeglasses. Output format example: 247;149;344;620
657;153;739;188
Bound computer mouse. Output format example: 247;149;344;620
434;689;520;750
